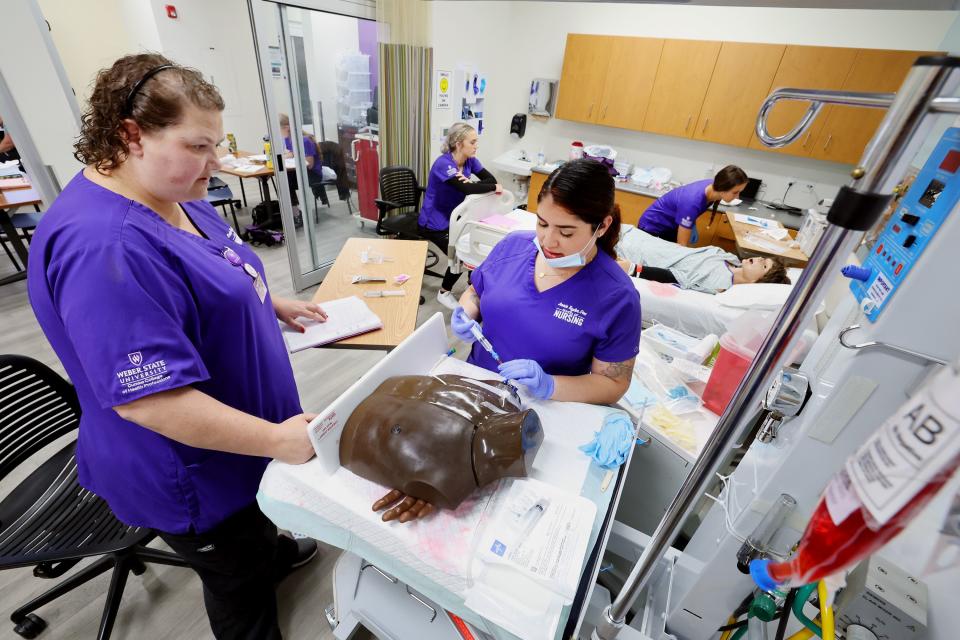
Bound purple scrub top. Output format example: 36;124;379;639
285;135;323;180
468;231;641;376
419;153;484;231
27;172;302;534
638;179;711;236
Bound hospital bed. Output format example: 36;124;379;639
257;314;638;640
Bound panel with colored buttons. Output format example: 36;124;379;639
850;127;960;322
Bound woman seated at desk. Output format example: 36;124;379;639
450;159;642;405
638;165;748;246
616;226;790;294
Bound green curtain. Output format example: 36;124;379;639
379;43;433;186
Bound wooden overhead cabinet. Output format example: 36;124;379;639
693;42;786;147
809;50;924;164
555;34;614;123
596;37;664;130
557;34;663;128
747;45;859;156
643;39;722;138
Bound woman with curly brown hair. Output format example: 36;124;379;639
27;53;321;639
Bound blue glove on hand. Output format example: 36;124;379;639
498;359;555;400
579;412;640;470
450;307;479;343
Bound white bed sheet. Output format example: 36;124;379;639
633;278;741;338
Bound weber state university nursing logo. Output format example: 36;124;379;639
116;352;171;396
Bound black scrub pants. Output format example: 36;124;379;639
157;503;299;640
640;225;679;243
417;224;462;291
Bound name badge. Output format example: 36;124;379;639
244;263;268;304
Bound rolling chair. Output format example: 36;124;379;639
0;210;42;272
0;355;190;639
206;176;241;233
373;165;442;281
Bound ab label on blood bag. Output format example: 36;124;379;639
846;370;960;525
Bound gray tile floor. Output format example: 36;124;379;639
0;176;465;639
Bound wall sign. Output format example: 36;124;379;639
436;70;451;110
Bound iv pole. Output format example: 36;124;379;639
592;56;960;640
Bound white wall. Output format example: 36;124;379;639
0;1;81;194
148;0;268;154
38;0;138;103
431;2;959;203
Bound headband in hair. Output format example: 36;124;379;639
123;64;176;116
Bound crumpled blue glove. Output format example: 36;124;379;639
498;359;555;400
450;306;479;343
579;412;642;470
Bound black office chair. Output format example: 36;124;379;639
374;165;442;279
206;176;241;233
314;141;354;215
0;355;190;640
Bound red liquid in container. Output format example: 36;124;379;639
761;462;958;588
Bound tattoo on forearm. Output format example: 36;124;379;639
596;359;635;382
468;289;480;306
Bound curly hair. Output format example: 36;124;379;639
759;258;791;284
75;53;224;172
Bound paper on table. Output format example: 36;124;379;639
232;165;262;174
0;177;30;190
762;227;790;241
478;214;518;229
281;296;382;352
246;153;269;162
744;232;791;254
733;213;777;229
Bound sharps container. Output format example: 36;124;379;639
702;311;773;415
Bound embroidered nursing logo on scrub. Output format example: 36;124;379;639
446;165;457;177
680;216;693;227
116;354;171;396
553;302;587;327
226;227;243;245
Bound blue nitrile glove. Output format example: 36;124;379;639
451;306;479;343
579;413;642;470
498;359;555;400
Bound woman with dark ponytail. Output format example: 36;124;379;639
448;159;641;405
639;164;748;246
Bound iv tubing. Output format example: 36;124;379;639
817;581;836;640
791;583;822;638
731;626;748;640
787;630;815;640
720;617;738;640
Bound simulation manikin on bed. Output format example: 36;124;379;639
617;225;740;294
340;374;544;520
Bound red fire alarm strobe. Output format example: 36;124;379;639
165;5;178;19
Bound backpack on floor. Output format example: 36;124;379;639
251;199;283;230
243;223;285;246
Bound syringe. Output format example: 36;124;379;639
469;324;502;364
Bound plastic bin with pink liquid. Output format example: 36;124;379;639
702;312;775;415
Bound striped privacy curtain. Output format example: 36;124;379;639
377;0;432;185
379;44;433;184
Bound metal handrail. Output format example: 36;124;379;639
755;88;895;147
593;57;960;640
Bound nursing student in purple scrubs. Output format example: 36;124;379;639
28;54;321;640
419;122;502;310
638;165;748;246
452;159;641;405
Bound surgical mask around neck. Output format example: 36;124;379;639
532;226;601;268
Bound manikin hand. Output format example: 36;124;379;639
372;489;435;523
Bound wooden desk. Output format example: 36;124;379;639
0;186;43;285
218;148;274;206
726;213;808;267
311;238;428;350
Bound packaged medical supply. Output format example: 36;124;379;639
648;405;697;452
351;274;386;284
644;324;717;363
569;140;584;160
360;246;394;264
578;412;639;470
796;208;828;256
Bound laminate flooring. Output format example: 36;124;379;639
0;176;466;639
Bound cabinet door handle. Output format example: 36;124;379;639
701;118;709;133
587;103;594;118
685;115;692;131
823;134;833;151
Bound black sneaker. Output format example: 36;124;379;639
275;534;318;583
